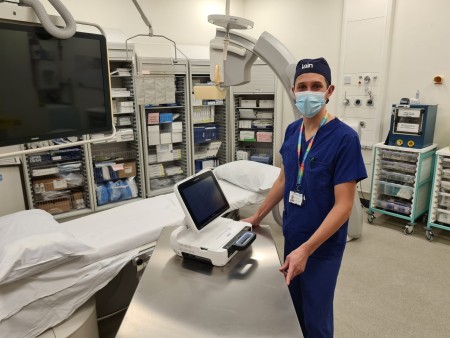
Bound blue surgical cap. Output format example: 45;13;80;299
294;57;331;85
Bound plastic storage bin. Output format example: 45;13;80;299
441;180;450;192
436;209;450;225
375;199;411;215
380;160;417;174
379;170;415;184
380;149;418;162
377;181;414;200
438;193;450;209
442;169;450;179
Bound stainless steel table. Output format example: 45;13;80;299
117;225;303;337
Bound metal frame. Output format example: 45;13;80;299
425;147;450;241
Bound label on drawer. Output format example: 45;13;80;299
396;123;419;133
397;108;421;118
53;179;67;189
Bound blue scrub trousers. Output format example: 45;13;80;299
285;243;344;338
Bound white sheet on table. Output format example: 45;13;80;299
0;194;183;323
62;193;185;259
0;250;136;338
0;180;265;337
62;181;264;256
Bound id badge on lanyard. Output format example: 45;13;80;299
289;190;305;206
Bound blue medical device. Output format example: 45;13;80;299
388;104;437;149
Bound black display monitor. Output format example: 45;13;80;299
0;21;112;147
176;170;230;232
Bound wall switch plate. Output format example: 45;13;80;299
344;75;352;85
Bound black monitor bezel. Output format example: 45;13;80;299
0;21;112;147
177;170;230;232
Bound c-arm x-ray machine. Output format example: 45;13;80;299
205;16;363;239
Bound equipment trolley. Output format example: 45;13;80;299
425;147;450;241
367;143;437;234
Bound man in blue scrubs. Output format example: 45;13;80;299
243;57;367;337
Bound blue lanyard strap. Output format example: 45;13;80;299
296;113;329;188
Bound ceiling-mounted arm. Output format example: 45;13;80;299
19;0;76;39
131;0;153;35
253;31;297;101
210;29;297;101
127;0;178;62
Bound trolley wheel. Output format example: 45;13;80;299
367;215;375;224
425;230;434;242
404;225;414;235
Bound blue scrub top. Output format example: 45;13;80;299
280;118;367;257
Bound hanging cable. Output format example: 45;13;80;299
19;0;76;38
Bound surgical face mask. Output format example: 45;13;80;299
295;91;326;118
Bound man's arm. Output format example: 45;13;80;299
242;164;285;226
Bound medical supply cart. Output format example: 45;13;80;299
231;62;278;165
190;60;228;173
425;147;450;241
367;143;437;234
89;43;145;211
136;57;191;197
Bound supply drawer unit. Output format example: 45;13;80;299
425;147;450;241
367;143;437;234
230;63;278;165
190;60;228;174
21;143;94;220
89;44;145;211
136;57;190;197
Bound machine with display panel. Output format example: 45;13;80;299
387;104;438;149
170;169;256;266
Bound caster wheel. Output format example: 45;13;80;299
404;226;414;235
367;215;375;224
426;230;434;242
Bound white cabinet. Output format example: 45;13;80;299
190;60;228;173
232;93;276;164
136;57;190;197
367;143;437;234
89;45;145;210
230;63;277;164
425;147;450;241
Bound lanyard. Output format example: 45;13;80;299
296;113;329;188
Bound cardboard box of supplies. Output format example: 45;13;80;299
72;192;86;209
32;177;68;192
117;161;137;178
256;131;273;142
36;198;72;215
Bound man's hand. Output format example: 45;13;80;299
279;245;310;285
241;214;261;227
